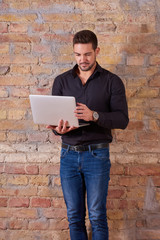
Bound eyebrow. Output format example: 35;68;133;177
74;51;92;55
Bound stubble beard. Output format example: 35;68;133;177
79;62;95;72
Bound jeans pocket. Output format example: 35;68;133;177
91;148;110;160
60;148;68;158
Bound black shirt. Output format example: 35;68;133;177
52;63;129;145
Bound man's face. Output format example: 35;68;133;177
73;43;100;72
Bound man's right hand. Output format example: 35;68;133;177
46;119;77;134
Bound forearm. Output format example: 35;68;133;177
96;111;129;130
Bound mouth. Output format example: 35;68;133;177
80;63;89;67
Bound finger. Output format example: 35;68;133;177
57;119;63;132
77;102;85;106
62;121;68;131
46;125;56;130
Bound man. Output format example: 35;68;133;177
47;30;129;240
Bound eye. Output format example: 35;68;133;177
85;53;91;57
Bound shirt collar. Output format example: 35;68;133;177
72;62;103;78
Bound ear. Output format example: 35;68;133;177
95;47;100;56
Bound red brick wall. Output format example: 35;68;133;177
0;0;160;239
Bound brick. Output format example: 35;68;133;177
12;143;37;153
0;87;9;98
8;110;27;120
139;44;159;54
0;175;7;185
150;99;160;108
150;55;160;65
119;177;139;186
43;208;67;219
0;14;37;22
37;143;61;153
128;77;147;88
119;199;137;209
12;208;38;219
108;210;124;220
0;132;6;142
0;143;15;153
39;54;54;64
38;186;63;198
0;198;8;207
0;187;18;197
31;65;52;75
149;120;160;131
5;164;25;174
32;43;51;54
0;218;7;229
127;121;144;130
96;22;117;33
149;73;160;87
137;229;160;239
29;175;49;186
118;24;140;33
16;186;38;197
98;55;122;65
127;56;144;66
31;23;50;33
27;132;48;142
7;175;28;185
53;177;61;187
126;142;160;154
0;76;37;86
110;164;124;175
0;34;40;43
137;88;159;98
8;197;29;207
25;165;39;175
11;66;31;75
8;219;28;230
0;66;10;75
26;153;51;163
13;43;31;54
28;219;49;230
5;153;27;163
1;98;30;110
0;23;8;33
115;130;135;142
49;219;68;230
0;110;7;120
0;208;12;218
137;132;159;143
12;55;38;64
98;34;126;44
39;165;60;175
42;13;81;23
125;165;160;176
108;189;126;199
31;197;51;208
7;131;27;142
146;215;160;228
52;198;66;208
10;1;30;10
9;23;28;33
42;33;73;43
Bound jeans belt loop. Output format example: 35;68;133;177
88;145;92;153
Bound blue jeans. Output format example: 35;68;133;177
60;145;111;240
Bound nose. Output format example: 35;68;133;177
80;55;87;63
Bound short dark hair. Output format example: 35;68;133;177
73;30;98;50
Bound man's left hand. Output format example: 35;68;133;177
74;103;93;121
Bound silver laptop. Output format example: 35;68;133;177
29;95;89;128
